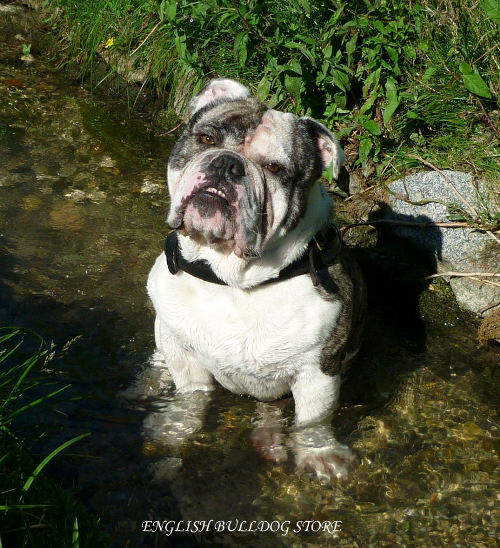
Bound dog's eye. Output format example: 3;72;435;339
264;162;281;174
199;134;216;145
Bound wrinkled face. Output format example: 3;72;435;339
167;94;337;259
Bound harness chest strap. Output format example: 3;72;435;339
164;223;343;289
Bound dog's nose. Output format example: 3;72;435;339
211;153;245;179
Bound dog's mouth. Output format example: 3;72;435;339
168;178;242;252
168;158;268;259
190;185;231;209
183;180;237;216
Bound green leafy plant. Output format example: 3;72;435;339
459;62;492;99
46;0;499;180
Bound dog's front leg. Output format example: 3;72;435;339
154;317;214;393
138;319;215;451
251;401;289;463
143;390;212;452
291;368;355;481
291;367;340;426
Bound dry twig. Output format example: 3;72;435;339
407;154;500;245
425;272;500;288
478;301;500;315
425;272;500;279
407;154;480;219
130;21;161;57
343;185;377;202
157;121;183;136
478;99;500;140
341;219;470;235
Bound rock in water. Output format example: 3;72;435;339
385;170;499;316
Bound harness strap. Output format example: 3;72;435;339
165;223;343;289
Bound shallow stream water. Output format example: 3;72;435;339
1;5;498;547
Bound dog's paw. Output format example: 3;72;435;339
143;392;211;447
292;424;356;482
295;443;355;482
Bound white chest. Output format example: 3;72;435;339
147;254;341;396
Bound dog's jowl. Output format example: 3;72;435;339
146;79;366;480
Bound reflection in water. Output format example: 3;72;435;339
130;371;355;483
0;8;498;547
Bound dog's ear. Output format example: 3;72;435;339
301;118;344;180
190;79;252;115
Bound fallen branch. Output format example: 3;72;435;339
407;154;480;219
406;155;500;246
478;301;500;315
341;219;470;235
425;272;500;279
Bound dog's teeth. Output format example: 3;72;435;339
206;187;226;199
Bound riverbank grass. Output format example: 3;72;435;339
44;0;499;184
0;328;109;548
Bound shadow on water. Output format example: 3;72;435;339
0;250;271;547
0;67;265;545
0;242;197;547
340;208;442;408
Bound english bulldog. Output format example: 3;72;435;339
145;79;366;480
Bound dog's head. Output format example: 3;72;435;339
167;79;344;259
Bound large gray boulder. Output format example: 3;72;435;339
385;170;499;316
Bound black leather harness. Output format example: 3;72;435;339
164;223;343;289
